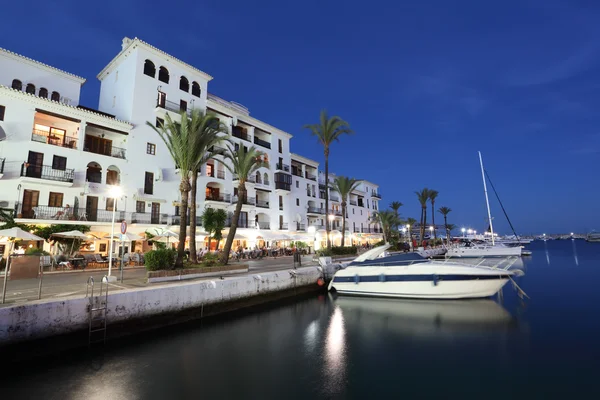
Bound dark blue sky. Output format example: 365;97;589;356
3;0;599;234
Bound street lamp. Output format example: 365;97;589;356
308;225;317;252
107;186;122;282
467;229;473;235
461;227;466;237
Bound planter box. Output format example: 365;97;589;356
147;264;249;283
8;256;41;280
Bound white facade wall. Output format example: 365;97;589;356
0;48;84;106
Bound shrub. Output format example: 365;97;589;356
25;247;50;256
316;248;333;257
201;252;219;267
145;249;176;271
330;246;357;256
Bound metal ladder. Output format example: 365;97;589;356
86;276;108;346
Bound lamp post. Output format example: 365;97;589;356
107;186;122;282
461;227;466;238
308;225;316;252
406;224;412;250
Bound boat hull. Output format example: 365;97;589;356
329;263;512;300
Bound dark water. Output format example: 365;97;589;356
3;240;600;399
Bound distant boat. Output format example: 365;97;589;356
586;231;600;243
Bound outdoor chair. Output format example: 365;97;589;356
94;254;108;265
83;254;97;268
40;255;52;271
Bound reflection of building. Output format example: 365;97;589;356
0;38;381;251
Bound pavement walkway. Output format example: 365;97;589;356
1;255;316;306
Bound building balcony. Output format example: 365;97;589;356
295;223;306;231
257;222;270;229
20;163;74;183
333;209;343;216
131;212;169;225
361;227;382;234
279;223;288;230
253;136;271;149
256;199;269;208
275;163;290;173
216;170;225;179
330;195;340;202
232;196;256;206
349;200;357;206
255;180;270;189
83;135;126;159
354;227;361;233
307;206;325;215
292;168;303;177
275;181;291;191
31;129;78;150
371;191;382;199
206;193;231;203
156;99;191;117
305;173;317;181
232;128;251;142
171;215;203;226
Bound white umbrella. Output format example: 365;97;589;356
51;230;90;255
1;228;44;304
103;232;144;241
152;229;179;244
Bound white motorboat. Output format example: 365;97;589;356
446;242;522;258
586;231;600;243
328;245;516;300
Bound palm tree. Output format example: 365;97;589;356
330;176;360;247
415;188;429;245
428;190;439;240
372;210;398;244
211;209;228;250
406;217;417;242
220;145;269;264
446;223;457;239
148;111;204;268
188;112;229;263
389;201;403;228
438;206;452;243
304;110;353;249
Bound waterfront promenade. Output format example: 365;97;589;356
1;254;316;305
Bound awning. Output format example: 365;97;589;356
86;122;128;136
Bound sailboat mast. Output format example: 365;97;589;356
479;151;495;245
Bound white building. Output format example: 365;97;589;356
0;38;382;255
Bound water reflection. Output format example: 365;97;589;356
334;296;517;338
304;320;319;353
544;241;551;265
323;306;347;395
572;239;579;266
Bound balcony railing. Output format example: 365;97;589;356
156;99;191;117
357;202;364;208
256;199;269;208
292;169;303;177
216;170;225;179
296;223;306;231
232;129;251;142
305;173;316;181
275;181;291;191
354;227;361;233
253;136;271;149
86;172;102;184
276;163;290;172
257;222;270;229
371;191;382;199
129;212;169;224
256;180;270;188
0;158;5;174
329;195;340;202
20;163;74;183
333;209;343;216
171;215;203;226
280;223;288;230
84;140;126;159
349;200;357;206
307;207;325;214
206;193;231;203
232;196;256;206
31;129;78;149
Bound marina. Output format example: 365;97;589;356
2;240;600;398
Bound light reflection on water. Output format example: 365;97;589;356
323;306;346;394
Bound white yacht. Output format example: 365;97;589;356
586;231;600;243
446;241;522;258
328;245;517;300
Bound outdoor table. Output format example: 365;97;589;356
68;257;86;269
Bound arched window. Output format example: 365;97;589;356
143;60;156;77
51;91;60;102
158;66;169;83
255;171;262;184
26;83;36;94
39;88;48;98
192;81;201;97
11;79;22;90
263;172;269;185
179;76;189;92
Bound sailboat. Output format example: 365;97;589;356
447;152;522;258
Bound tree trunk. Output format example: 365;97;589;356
431;202;437;240
189;170;198;263
207;236;212;252
324;147;331;249
421;206;427;246
444;215;449;243
221;183;245;264
176;177;190;268
341;201;346;247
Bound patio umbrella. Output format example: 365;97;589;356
103;232;144;241
51;230;90;256
1;227;44;304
